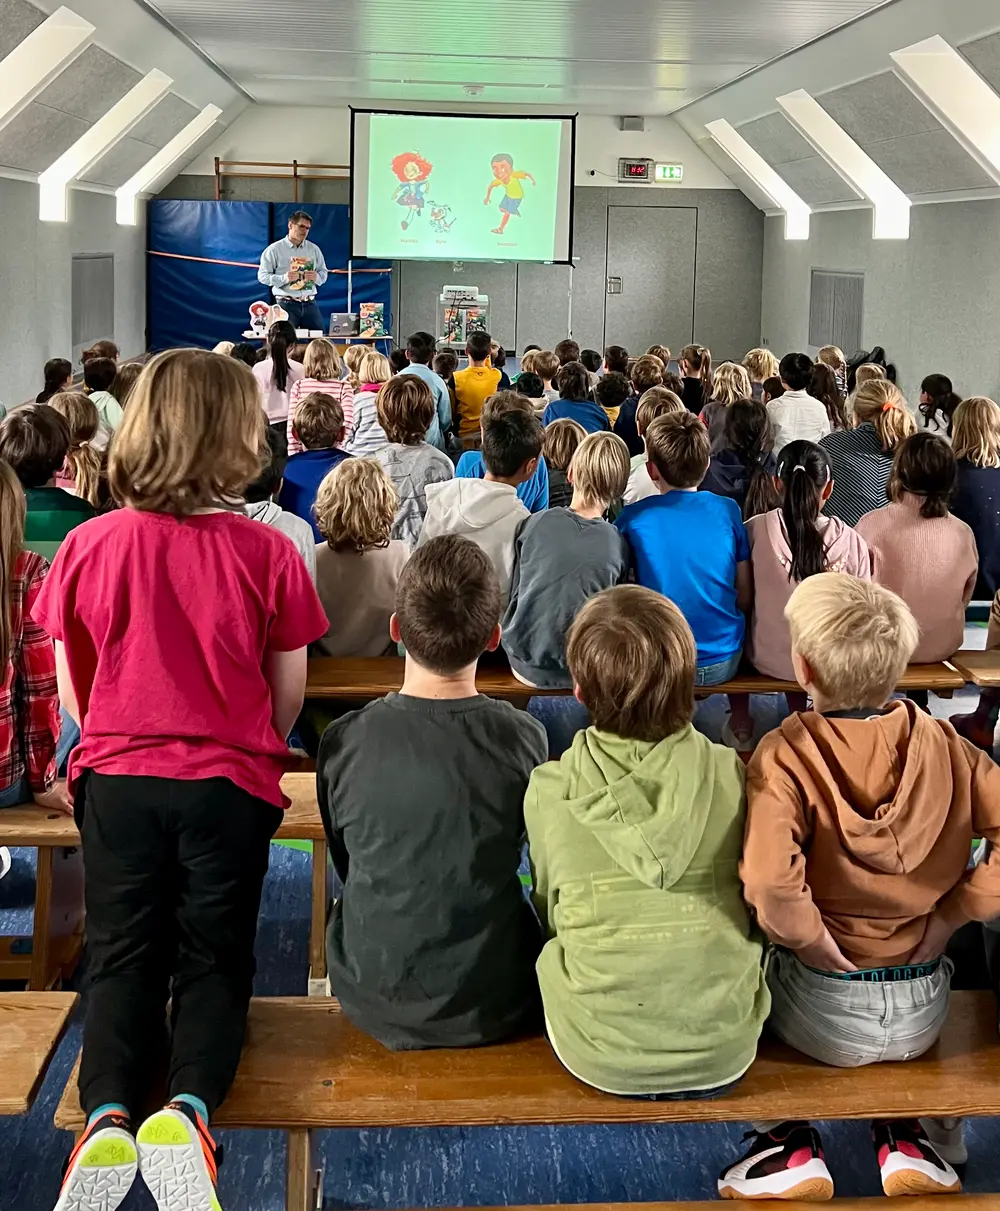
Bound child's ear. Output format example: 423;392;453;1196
821;478;834;504
647;459;661;483
573;682;586;708
772;474;783;497
389;613;401;643
523;456;539;480
485;622;502;653
791;649;814;697
567;463;575;486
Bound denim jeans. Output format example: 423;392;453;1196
695;651;742;688
527;695;590;759
275;296;324;332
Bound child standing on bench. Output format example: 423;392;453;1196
719;574;1000;1202
317;534;547;1048
38;349;328;1211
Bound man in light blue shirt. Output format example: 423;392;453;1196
258;211;329;332
397;330;452;451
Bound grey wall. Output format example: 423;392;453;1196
1;179;146;407
761;201;1000;402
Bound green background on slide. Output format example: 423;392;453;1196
365;113;564;262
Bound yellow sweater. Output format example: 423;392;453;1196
454;365;502;437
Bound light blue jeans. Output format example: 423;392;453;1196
695;651;742;687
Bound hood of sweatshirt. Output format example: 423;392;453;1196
244;500;281;526
777;699;951;875
423;478;519;535
556;724;721;889
763;508;861;575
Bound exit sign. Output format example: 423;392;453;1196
655;163;684;183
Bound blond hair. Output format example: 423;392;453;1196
314;458;396;552
47;391;101;507
212;341;235;356
568;585;696;741
542;417;587;472
951;396;1000;469
817;345;846;372
343;344;366;392
636;388;685;436
712;362;753;407
785;573;918;709
357;349;391;386
519;350;539;375
852;380;915;452
570;431;630;509
303;337;342;381
855;363;886;386
0;460;25;672
109;349;262;515
743;348;779;383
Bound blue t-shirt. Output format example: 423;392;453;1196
455;451;549;513
398;362;451;451
542;400;611;434
615;490;749;666
278;448;353;541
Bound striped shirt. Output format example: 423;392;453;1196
287;377;355;456
820;423;893;528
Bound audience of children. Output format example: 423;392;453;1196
286;338;354;457
0;406;96;545
543;362;610;433
48;392;102;506
594;371;630;427
678;343;712;414
542;418;587;509
623;388;685;506
700;362;752;447
743;348;779;401
767;352;830;451
312;458;409;658
950;396;1000;600
699;398;778;519
373;376;454;547
345;349;392;457
398;330;452;451
613;356;665;455
455;391;550;513
37;358;73;404
919;373;962;439
252;319;304;452
83;357;122;448
241;426;317;579
454;331;502;445
278;392;352;541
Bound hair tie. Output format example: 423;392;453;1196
793;464;807;472
882;401;895;412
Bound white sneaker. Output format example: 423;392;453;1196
0;847;10;881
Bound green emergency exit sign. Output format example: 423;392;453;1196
655;163;684;183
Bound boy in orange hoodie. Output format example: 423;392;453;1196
719;573;1000;1203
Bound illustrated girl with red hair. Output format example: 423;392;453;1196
390;151;433;230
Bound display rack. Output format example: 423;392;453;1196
438;285;490;350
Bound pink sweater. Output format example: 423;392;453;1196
286;377;355;456
252;358;304;424
856;496;978;661
746;510;871;680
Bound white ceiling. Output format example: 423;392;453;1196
141;0;898;113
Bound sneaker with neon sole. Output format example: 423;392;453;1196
874;1119;961;1197
718;1121;834;1201
137;1101;222;1211
53;1111;137;1211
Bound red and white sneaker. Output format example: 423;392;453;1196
53;1110;137;1211
137;1101;222;1211
874;1119;962;1197
718;1121;834;1201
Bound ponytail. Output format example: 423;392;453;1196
37;358;72;405
67;443;102;507
919;374;961;436
776;440;831;582
680;343;713;392
267;320;297;395
46;391;101;505
725;400;779;520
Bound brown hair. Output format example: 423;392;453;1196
712;362;752;407
743;348;779;383
47;391;101;506
889;432;956;519
636;388;685;436
853;380;916;452
376;375;435;445
533;350;560;382
432;349;459;379
0;405;70;489
0;460;25;672
81;340;119;364
111;361;142;408
810;362;847;430
108;349;262;515
395;535;501;674
951;396;1000;469
645;412;710;488
314;458;396;552
554;339;580;366
83;357;117;394
293;392;346;449
570;431;630;509
645;344;672;366
555;361;593;403
542;417;587;473
630;356;664;394
680;344;712;392
303;338;343;382
568;585;696;741
603;345;629;375
481;390;533;426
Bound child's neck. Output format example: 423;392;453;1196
484;471;521;488
469;359;488;369
400;655;479;700
654;481;695;495
814;694;890;715
570;492;605;520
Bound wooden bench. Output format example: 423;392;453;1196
0;992;77;1116
0;773;327;993
950;649;1000;688
52;991;1000;1211
445;1200;998;1211
306;656;965;702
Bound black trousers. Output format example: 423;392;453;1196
76;773;281;1118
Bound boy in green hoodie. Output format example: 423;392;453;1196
524;584;769;1098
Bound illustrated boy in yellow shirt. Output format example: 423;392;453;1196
484;154;536;235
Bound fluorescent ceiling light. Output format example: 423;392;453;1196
116;104;222;225
777;89;910;239
705;118;811;239
891;34;1000;186
0;6;94;132
38;69;173;222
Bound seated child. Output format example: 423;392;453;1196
287;337;354;457
533;350;561;404
345;349;391;457
525;585;769;1095
623;388;685;505
418;409;541;603
503;432;630;688
721;573;1000;1200
398;330;451;450
595;371;630;427
453;331;501;445
613;356;666;456
543;418;587;509
317;534;546;1047
603;345;629;376
313;458;409;657
47;391;102;506
455;391;549;513
543;362;610;434
513;371;545;412
242;426;317;579
82;356;122;447
580;348;603;386
372;376;454;548
0;406;96;545
491;342;512;391
388;347;409;375
555;339;580;367
278;392;353;541
699;398;778;518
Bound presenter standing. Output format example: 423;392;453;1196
258;210;329;331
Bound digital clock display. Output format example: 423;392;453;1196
625;162;647;176
618;157;652;182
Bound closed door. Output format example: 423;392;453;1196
604;207;696;354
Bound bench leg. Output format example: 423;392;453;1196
286;1127;321;1211
307;838;329;997
30;845;85;990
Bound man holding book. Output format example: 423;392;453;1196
258;210;329;332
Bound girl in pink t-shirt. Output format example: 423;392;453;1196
37;349;328;1211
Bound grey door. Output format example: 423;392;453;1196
604;206;697;354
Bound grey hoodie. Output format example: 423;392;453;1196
373;442;455;549
244;500;317;581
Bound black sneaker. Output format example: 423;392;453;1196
873;1119;961;1197
718;1121;834;1201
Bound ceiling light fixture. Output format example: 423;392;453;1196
705;118;811;239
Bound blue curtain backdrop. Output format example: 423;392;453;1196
148;200;393;350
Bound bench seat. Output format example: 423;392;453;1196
950;649;1000;688
0;992;77;1115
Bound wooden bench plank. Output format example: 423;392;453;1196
949;649;1000;688
54;991;1000;1132
441;1201;999;1211
0;992;77;1115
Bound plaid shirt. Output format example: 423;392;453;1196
0;551;59;793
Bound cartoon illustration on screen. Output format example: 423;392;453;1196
390;152;433;230
428;202;456;233
483;153;536;235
